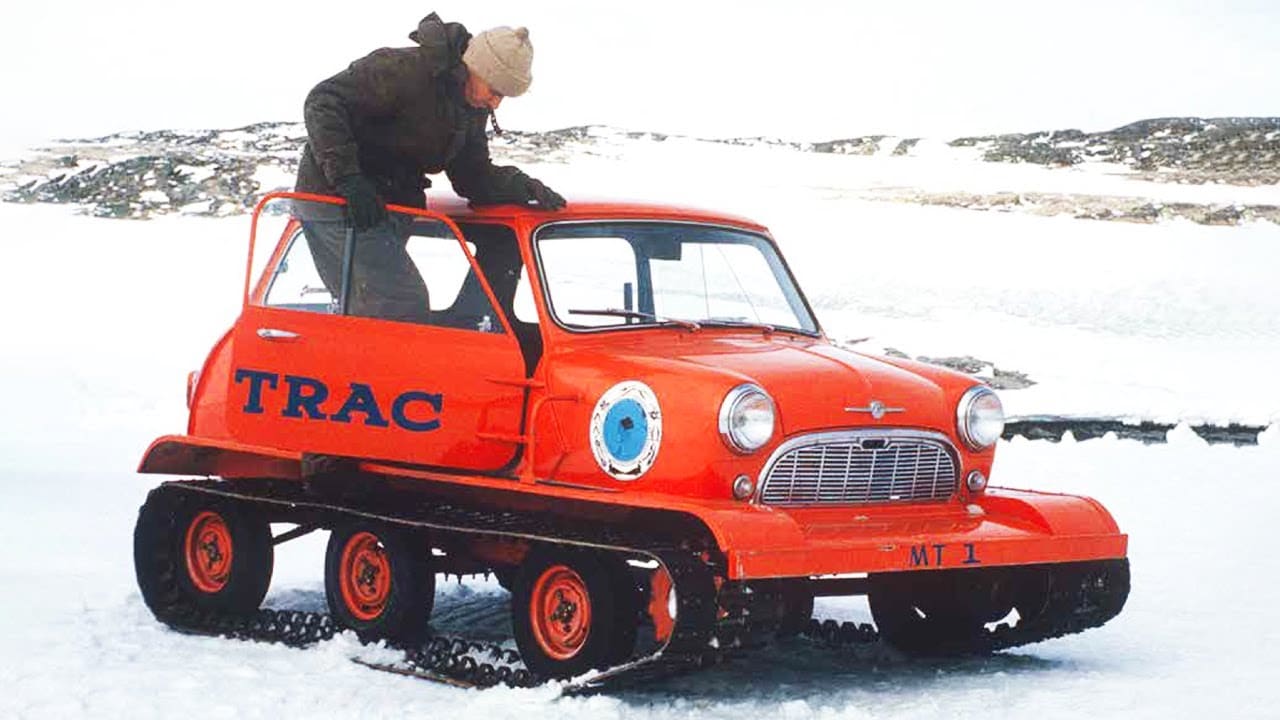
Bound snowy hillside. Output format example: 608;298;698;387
1;115;1278;717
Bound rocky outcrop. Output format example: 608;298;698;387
951;117;1280;184
1;123;303;218
2;117;1276;220
871;190;1280;226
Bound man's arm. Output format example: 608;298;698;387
446;113;565;209
444;112;503;200
304;50;412;185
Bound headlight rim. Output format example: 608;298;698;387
718;383;776;454
956;384;1004;451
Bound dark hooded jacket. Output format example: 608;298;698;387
295;13;516;209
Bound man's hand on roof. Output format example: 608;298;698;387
474;167;565;210
523;176;566;210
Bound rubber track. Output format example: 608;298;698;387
139;480;725;692
140;480;1130;690
801;559;1131;656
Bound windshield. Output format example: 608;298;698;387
536;222;819;334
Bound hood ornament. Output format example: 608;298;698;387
845;400;904;420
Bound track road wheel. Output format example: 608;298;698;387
512;549;638;679
869;566;1049;656
134;486;274;619
325;521;434;643
777;583;815;637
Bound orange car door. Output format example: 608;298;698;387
226;200;526;473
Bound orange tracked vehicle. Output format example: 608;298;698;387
133;192;1129;686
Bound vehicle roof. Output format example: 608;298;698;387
422;193;769;233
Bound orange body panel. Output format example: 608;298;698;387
143;192;1128;582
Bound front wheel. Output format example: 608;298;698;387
511;549;638;678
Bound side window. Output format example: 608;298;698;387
538;237;638;327
399;220;504;332
264;229;335;313
405;229;477;312
269;207;503;333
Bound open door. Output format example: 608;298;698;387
225;193;526;473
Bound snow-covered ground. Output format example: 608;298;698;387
1;145;1278;716
3;428;1278;718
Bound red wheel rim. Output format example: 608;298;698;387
339;531;392;621
529;564;592;660
647;566;675;643
184;510;233;594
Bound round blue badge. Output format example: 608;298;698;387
589;381;662;479
603;398;648;462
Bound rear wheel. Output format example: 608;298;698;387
869;566;1050;656
512;549;638;678
324;521;434;643
134;486;274;619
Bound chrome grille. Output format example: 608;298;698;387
759;431;958;506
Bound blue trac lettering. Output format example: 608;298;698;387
283;375;328;420
392;391;443;432
331;383;390;427
233;369;277;414
233;368;441;432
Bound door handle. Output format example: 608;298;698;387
257;328;301;340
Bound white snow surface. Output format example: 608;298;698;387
1;151;1279;716
3;432;1278;718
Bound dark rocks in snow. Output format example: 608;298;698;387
8;153;262;219
951;116;1280;184
1002;416;1266;446
2;117;1276;221
2;123;303;219
918;355;989;374
990;367;1037;391
812;136;886;155
891;138;921;156
879;190;1280;227
869;348;1036;390
914;355;1037;390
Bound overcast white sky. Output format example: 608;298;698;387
1;0;1277;151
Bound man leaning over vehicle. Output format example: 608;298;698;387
294;12;564;323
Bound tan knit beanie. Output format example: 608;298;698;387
463;26;533;97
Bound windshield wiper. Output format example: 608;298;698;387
566;308;701;331
700;318;778;335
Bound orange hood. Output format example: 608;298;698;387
552;332;976;441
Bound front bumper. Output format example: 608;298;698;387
697;487;1128;580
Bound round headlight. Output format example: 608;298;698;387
719;384;775;453
957;386;1004;450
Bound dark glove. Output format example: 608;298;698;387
335;174;386;230
524;177;566;210
473;167;566;210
